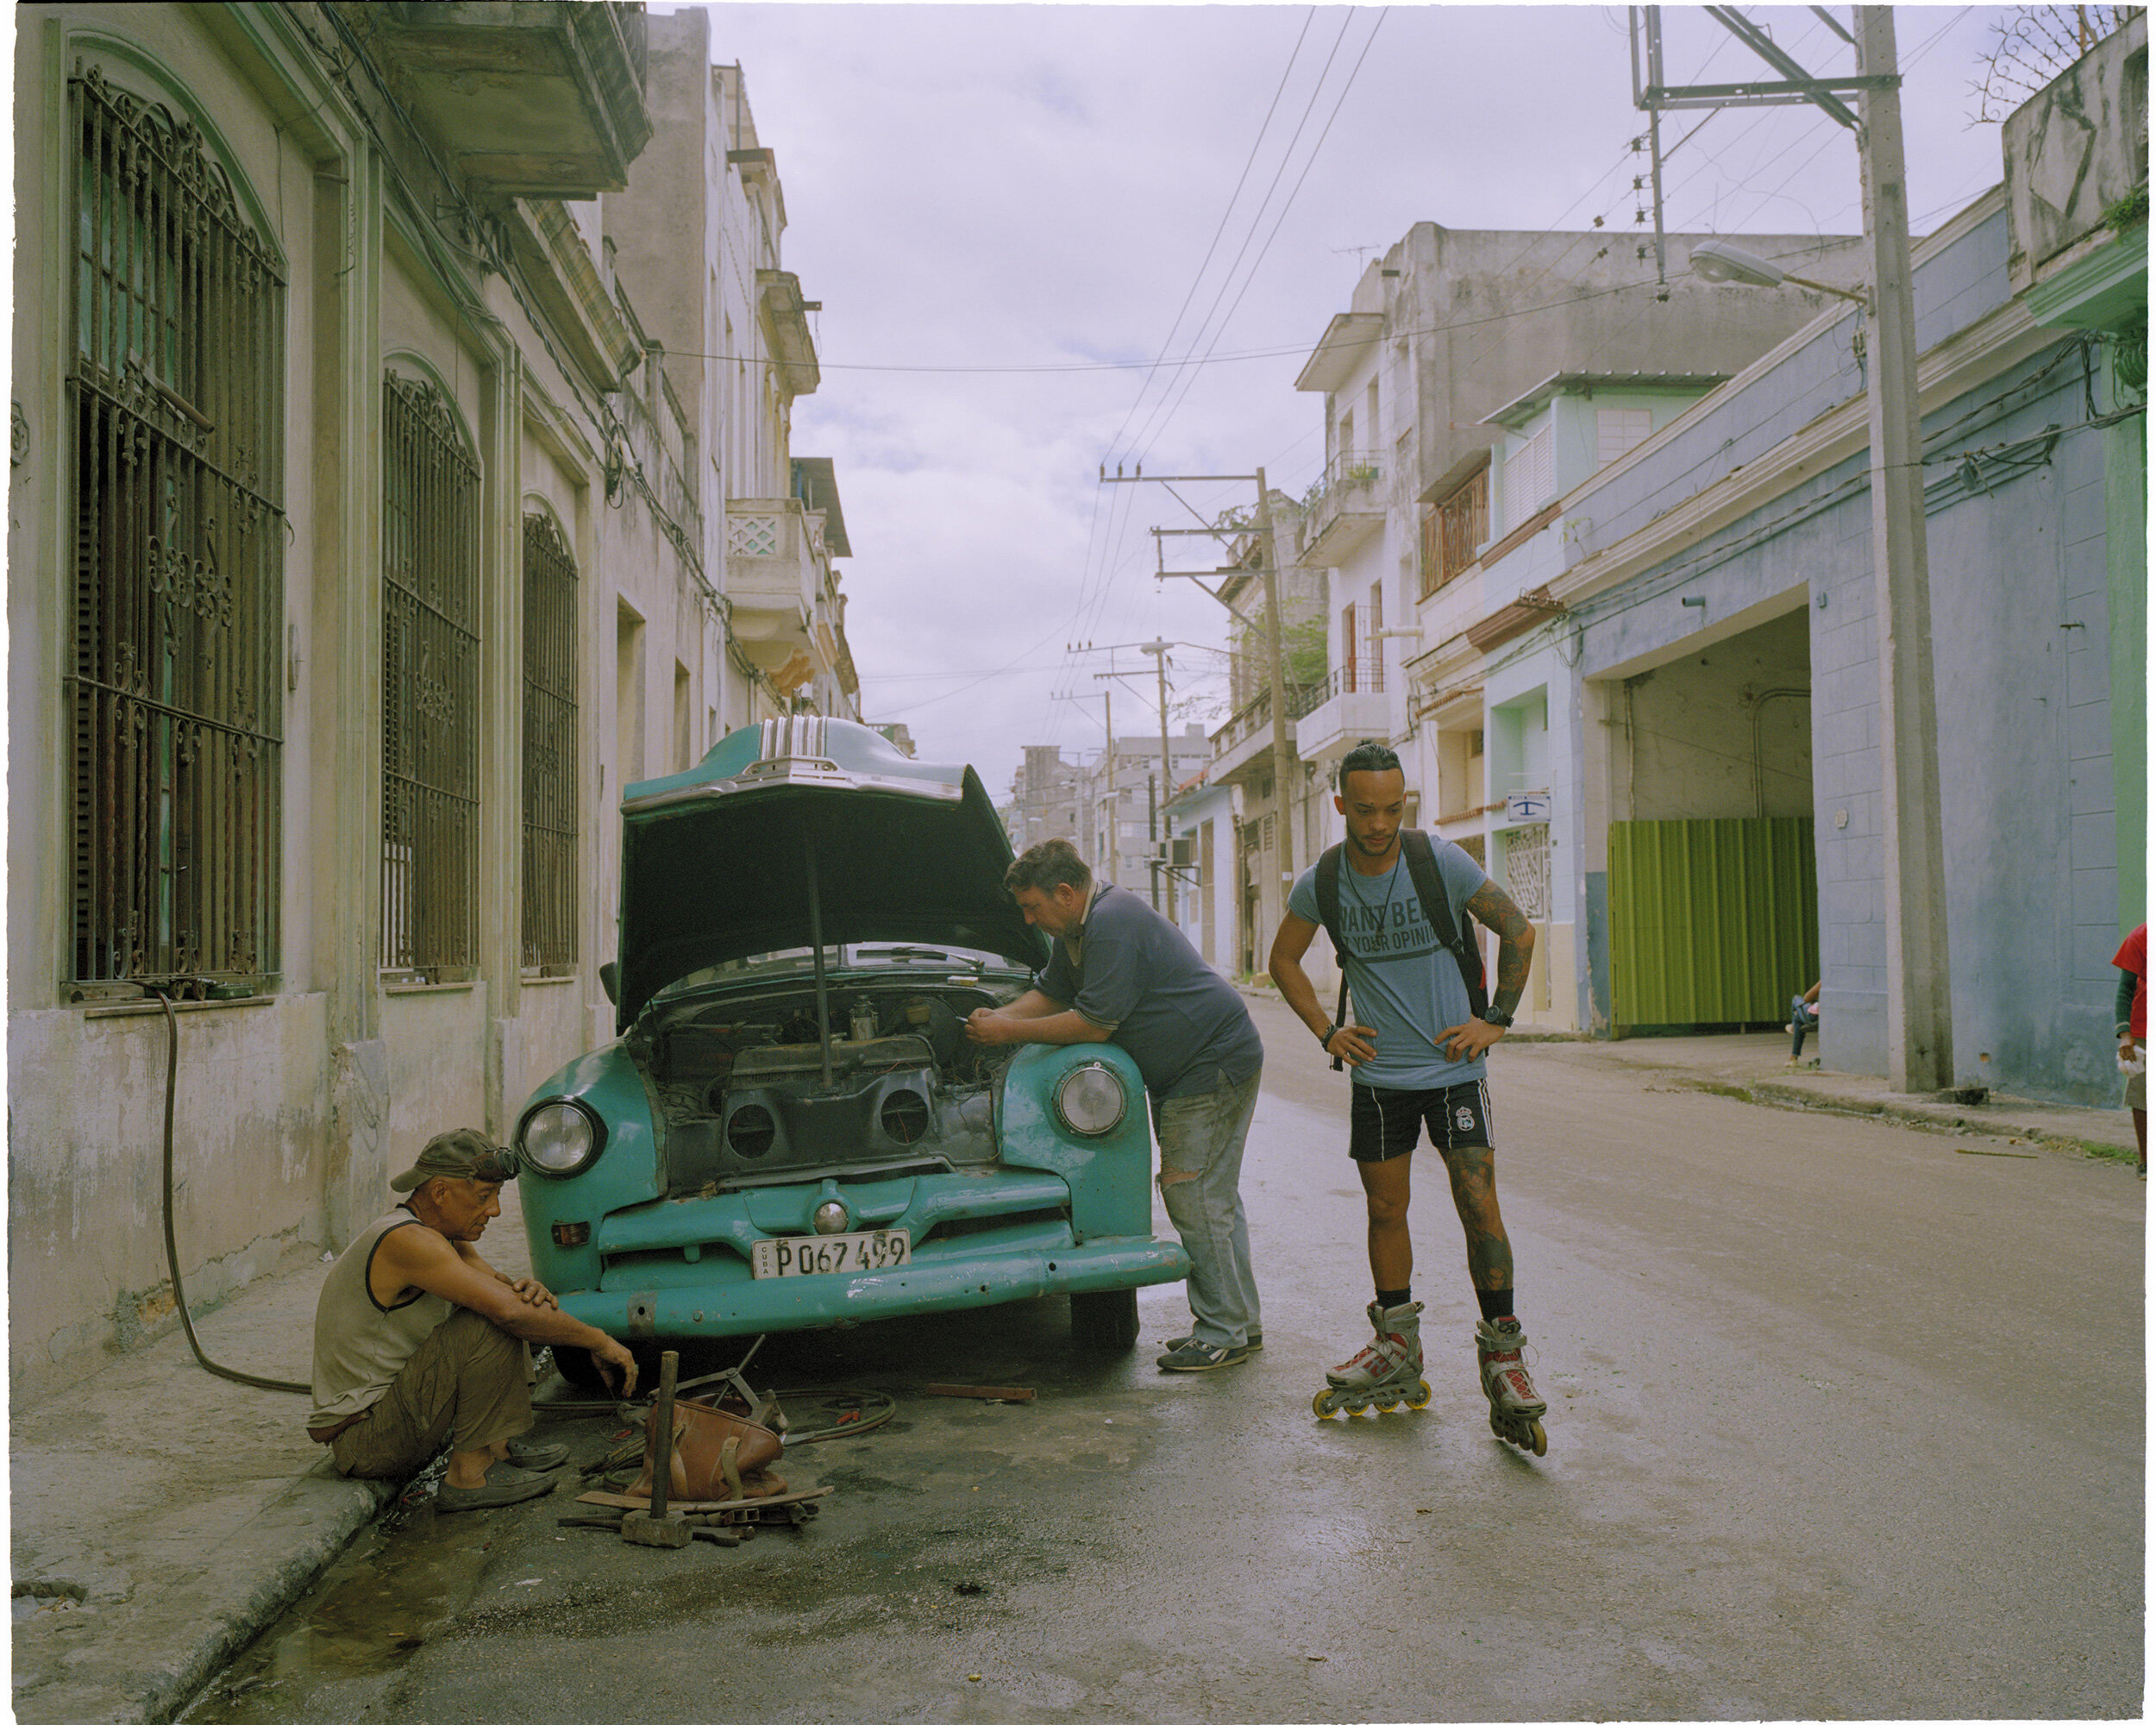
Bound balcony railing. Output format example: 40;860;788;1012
1214;682;1323;755
1296;451;1387;566
1307;656;1385;706
1420;467;1489;598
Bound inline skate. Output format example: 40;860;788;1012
1476;1316;1548;1455
1312;1300;1429;1418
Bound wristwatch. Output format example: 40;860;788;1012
1480;1007;1514;1029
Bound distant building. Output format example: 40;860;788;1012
1180;217;1866;993
1079;727;1214;916
1006;744;1082;854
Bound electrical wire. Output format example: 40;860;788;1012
1094;7;1319;473
1125;10;1393;473
1115;9;1373;468
157;993;311;1396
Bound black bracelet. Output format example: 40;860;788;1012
1316;1022;1337;1049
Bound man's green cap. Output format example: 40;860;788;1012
391;1126;519;1192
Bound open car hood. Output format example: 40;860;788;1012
614;717;1047;1029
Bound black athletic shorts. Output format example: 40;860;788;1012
1348;1079;1495;1164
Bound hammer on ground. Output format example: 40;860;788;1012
619;1350;693;1549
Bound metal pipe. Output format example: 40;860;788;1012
1751;687;1810;818
804;829;834;1088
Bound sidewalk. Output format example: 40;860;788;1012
1234;981;2140;1159
10;1036;2136;1724
1548;1027;2140;1159
8;1187;548;1725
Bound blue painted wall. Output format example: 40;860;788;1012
1557;198;2125;1103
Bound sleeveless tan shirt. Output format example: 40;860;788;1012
309;1209;454;1432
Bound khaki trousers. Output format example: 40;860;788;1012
331;1307;532;1479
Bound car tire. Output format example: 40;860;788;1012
549;1344;614;1396
1070;1289;1139;1352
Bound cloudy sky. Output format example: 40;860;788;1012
668;3;2020;797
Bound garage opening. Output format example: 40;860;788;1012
1601;607;1817;1032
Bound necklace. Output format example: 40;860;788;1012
1351;851;1403;950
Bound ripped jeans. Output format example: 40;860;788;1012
1152;1068;1263;1349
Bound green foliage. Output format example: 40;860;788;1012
2101;186;2149;233
1280;614;1328;687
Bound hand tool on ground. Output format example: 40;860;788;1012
619;1351;693;1549
579;1484;832;1517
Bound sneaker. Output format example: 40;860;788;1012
1163;1329;1263;1352
435;1462;558;1513
1156;1338;1250;1372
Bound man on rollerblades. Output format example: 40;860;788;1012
1268;741;1549;1453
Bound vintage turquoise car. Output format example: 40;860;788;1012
513;716;1188;1385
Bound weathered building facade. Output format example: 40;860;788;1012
1269;20;2145;1095
8;1;861;1396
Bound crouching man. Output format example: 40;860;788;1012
308;1128;640;1512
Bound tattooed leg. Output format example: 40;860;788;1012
1439;1142;1512;1290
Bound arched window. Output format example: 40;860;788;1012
521;509;578;975
67;60;285;986
380;372;479;980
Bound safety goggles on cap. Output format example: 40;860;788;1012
390;1127;522;1192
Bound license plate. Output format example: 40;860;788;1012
751;1230;912;1279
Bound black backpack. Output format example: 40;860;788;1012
1313;829;1488;1072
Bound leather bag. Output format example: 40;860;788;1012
628;1395;787;1502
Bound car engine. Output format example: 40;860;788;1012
638;982;1019;1193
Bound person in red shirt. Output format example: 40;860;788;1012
2110;923;2146;1179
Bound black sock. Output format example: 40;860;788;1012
1476;1288;1515;1320
1376;1286;1412;1310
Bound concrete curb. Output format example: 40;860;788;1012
1745;1077;2127;1154
15;1468;396;1725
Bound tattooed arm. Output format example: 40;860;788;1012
1434;879;1536;1061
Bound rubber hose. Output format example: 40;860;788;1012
158;991;311;1394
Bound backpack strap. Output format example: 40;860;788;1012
1400;830;1489;1020
1313;845;1352;1071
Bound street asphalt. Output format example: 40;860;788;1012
9;1004;2142;1724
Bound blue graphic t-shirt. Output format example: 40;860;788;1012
1287;839;1492;1092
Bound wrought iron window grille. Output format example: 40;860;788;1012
521;511;579;976
66;63;285;992
380;372;480;982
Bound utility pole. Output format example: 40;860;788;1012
1141;639;1175;923
1071;640;1167;888
1048;689;1114;880
1856;6;1952;1093
1253;468;1296;890
1103;689;1114;884
1629;4;1952;1093
1105;467;1300;892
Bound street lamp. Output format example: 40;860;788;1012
1684;11;1953;1095
1688;238;1871;306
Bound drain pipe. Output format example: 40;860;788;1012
1752;688;1810;818
155;990;310;1395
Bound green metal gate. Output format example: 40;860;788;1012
1608;818;1818;1029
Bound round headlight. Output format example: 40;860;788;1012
518;1101;603;1176
812;1199;850;1235
1054;1062;1127;1137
